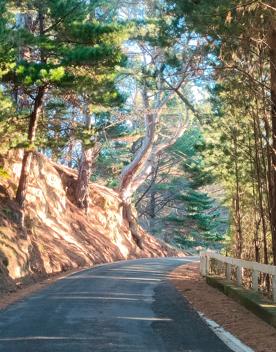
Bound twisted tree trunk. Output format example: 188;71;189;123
118;87;190;248
119;89;155;249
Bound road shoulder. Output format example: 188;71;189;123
169;262;276;352
0;267;88;310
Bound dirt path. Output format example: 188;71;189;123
170;262;276;352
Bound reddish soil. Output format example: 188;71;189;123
0;150;184;295
170;263;276;352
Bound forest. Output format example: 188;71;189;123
0;0;275;266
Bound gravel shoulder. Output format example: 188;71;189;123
169;262;276;352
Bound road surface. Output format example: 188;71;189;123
0;257;233;352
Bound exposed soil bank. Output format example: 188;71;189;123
0;150;183;294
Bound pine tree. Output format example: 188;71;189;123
0;0;127;208
165;0;276;261
135;127;228;249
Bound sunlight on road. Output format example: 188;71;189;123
116;316;172;322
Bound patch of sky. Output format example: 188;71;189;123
117;2;146;21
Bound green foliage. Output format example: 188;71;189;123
0;0;128;155
138;126;229;249
0;0;267;260
162;0;275;260
171;127;215;188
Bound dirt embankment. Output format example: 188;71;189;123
0;151;183;294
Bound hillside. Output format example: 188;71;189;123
0;151;183;293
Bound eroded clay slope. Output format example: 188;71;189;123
0;151;183;292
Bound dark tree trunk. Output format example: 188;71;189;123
248;133;260;262
149;166;156;232
149;189;156;219
269;27;276;264
233;133;243;258
253;115;269;265
16;86;45;207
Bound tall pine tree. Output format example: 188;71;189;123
0;0;127;208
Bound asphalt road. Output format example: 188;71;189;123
0;257;233;352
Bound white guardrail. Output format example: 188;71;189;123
200;250;276;302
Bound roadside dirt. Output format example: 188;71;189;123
0;150;184;294
170;263;276;352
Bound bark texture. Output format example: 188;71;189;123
122;201;143;249
15;9;45;209
75;108;100;210
75;143;100;209
119;87;190;247
16;86;45;207
269;26;276;264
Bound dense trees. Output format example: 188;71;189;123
0;0;126;209
0;0;275;258
164;0;276;261
136;127;227;248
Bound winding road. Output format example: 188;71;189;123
0;257;233;352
